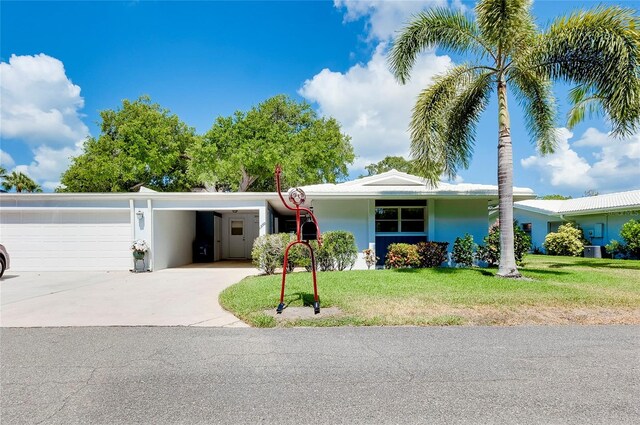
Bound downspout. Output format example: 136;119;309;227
147;198;153;271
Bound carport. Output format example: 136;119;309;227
150;208;262;270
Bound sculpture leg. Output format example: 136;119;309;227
277;242;293;314
307;244;320;314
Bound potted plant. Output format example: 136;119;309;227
131;239;149;260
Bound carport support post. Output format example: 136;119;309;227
258;206;267;237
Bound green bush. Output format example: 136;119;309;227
306;231;358;271
415;242;449;268
620;219;640;258
309;240;333;271
477;222;531;267
385;243;420;269
322;230;358;271
605;239;630;259
452;234;476;267
251;233;289;274
543;222;585;256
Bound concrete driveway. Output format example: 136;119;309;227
0;262;259;327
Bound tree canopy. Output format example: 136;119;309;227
188;95;354;192
59;96;199;192
363;156;416;176
389;0;639;277
1;171;42;193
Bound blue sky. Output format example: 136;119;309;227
1;0;639;195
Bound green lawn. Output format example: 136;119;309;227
219;255;640;327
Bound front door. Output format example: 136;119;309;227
229;219;245;258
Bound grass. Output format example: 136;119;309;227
219;255;640;327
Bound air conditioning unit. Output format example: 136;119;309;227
584;245;603;258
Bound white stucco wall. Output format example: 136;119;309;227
514;209;640;251
512;209;557;251
605;212;640;243
432;199;489;247
153;210;196;270
311;198;370;269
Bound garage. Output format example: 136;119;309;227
0;209;132;271
0;191;271;272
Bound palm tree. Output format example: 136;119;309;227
1;171;41;193
389;0;639;277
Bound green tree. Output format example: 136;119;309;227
189;95;354;192
60;96;199;192
363;156;416;176
538;194;572;200
1;171;41;193
389;0;639;277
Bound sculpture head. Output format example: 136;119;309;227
287;187;306;206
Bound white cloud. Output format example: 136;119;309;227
520;127;640;193
14;143;83;190
0;150;15;169
335;0;447;41
300;43;452;173
1;54;89;146
0;54;89;189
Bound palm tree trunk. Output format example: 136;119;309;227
496;79;521;278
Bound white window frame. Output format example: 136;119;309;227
375;206;427;235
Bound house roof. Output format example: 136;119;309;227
514;189;640;216
301;169;535;200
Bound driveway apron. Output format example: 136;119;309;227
0;263;258;327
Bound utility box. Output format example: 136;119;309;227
584;245;603;258
593;223;604;238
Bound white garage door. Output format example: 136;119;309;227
0;210;132;271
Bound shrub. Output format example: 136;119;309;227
310;240;333;271
452;234;476;267
251;233;289;274
477;221;531;267
307;231;358;271
415;242;449;268
605;239;630;259
543;222;585;256
323;231;359;271
620;219;640;258
385;243;420;269
285;236;311;271
362;248;379;269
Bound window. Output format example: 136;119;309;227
375;206;425;233
522;223;532;235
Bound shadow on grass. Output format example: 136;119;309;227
547;260;640;270
393;268;420;273
286;292;317;307
520;268;570;276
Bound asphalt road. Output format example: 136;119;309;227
1;326;638;424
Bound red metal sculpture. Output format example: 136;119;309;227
275;165;321;314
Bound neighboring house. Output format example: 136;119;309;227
512;190;640;251
0;170;534;271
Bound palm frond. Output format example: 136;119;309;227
534;6;640;136
442;71;493;179
476;0;536;58
409;65;491;185
389;8;494;84
508;64;559;155
566;85;604;129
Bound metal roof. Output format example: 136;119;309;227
515;189;640;216
301;169;535;199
